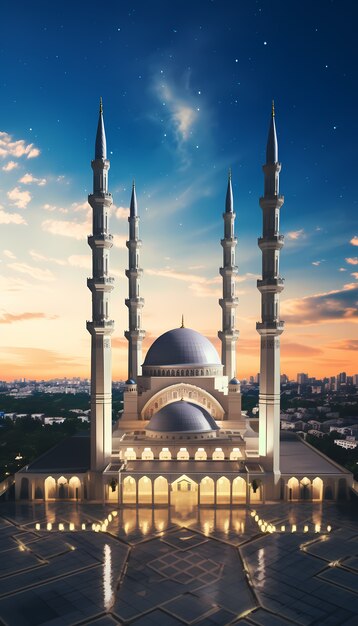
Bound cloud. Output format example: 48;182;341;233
18;173;46;186
327;339;358;351
29;249;66;266
287;229;305;240
43;203;68;214
7;262;55;282
3;249;16;259
350;236;358;246
115;206;129;219
281;342;323;357
0;209;27;225
312;259;325;266
7;187;32;209
112;337;128;349
0;131;40;160
159;82;197;142
0;311;56;324
281;283;358;325
2;160;18;172
42;218;89;240
68;255;91;269
339;267;347;272
72;201;90;212
351;272;358;280
346;257;358;265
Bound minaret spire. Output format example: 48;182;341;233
125;181;145;380
257;103;285;479
218;170;239;383
87;100;114;474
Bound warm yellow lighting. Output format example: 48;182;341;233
112;511;118;517
261;524;266;532
315;523;321;533
18;543;25;551
35;523;40;531
104;519;109;527
69;523;75;531
47;523;52;531
95;526;99;533
59;523;64;531
108;514;112;522
327;525;332;532
92;523;96;530
255;515;259;522
82;523;86;530
250;511;256;517
292;524;296;533
281;525;285;532
304;525;309;533
101;524;107;532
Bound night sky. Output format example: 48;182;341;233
0;0;356;380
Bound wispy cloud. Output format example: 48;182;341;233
312;259;325;266
2;160;18;172
115;206;129;219
327;339;358;351
3;249;16;259
351;272;358;280
29;250;66;266
18;173;46;186
7;262;55;282
281;283;358;325
0;131;40;159
0;208;27;225
42;218;89;240
7;187;32;209
0;311;56;324
350;236;358;246
287;229;305;240
346;257;358;265
281;342;323;357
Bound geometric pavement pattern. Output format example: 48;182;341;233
0;501;357;625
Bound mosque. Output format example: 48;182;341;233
15;102;352;505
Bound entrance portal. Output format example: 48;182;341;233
171;475;198;512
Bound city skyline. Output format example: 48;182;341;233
0;1;357;381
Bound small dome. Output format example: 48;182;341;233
229;377;240;385
146;400;220;433
126;378;136;385
143;327;221;367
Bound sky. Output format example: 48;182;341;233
0;0;357;381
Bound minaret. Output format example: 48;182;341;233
256;102;285;477
87;98;114;472
218;171;239;381
125;181;145;379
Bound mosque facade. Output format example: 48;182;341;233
15;103;353;505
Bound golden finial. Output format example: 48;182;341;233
99;96;103;114
132;178;135;189
180;314;185;328
228;167;232;181
272;99;275;117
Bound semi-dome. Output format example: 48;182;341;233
143;327;221;367
146;400;220;434
229;377;240;385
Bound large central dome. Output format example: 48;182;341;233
146;400;220;435
143;327;221;367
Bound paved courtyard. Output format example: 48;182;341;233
0;501;357;625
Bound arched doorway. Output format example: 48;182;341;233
154;476;168;504
171;475;198;509
138;476;152;504
232;476;246;504
123;476;136;504
69;476;81;500
200;476;215;505
58;476;68;499
287;477;299;501
312;477;323;501
216;476;230;505
45;476;56;500
300;477;311;500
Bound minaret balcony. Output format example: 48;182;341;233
259;195;284;210
257;277;285;292
87;276;115;291
219;297;239;308
88;233;113;249
256;320;285;335
125;297;145;308
219;266;238;276
126;239;142;249
258;235;284;250
220;237;237;247
125;268;143;279
86;319;115;334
